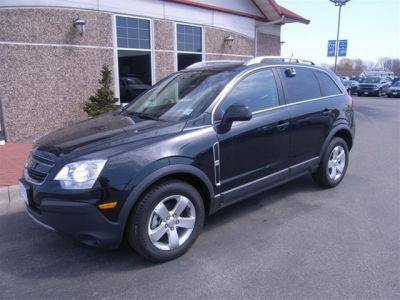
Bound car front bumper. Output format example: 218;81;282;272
20;179;123;248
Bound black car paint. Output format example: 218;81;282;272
20;63;355;248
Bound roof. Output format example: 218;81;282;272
165;0;309;24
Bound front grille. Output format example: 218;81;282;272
25;151;56;184
27;168;47;183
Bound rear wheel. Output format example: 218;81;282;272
127;180;205;262
312;137;349;188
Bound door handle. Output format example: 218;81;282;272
322;109;332;116
276;121;290;132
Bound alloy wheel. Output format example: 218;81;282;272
147;195;196;251
327;145;346;181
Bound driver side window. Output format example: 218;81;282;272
217;69;279;119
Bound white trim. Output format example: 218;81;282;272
175;22;204;71
206;52;253;58
0;41;112;49
155;49;175;53
111;15;120;102
113;14;155;97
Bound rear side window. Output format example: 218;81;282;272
314;71;342;96
219;69;279;115
279;67;321;103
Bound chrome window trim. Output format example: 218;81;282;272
210;64;345;124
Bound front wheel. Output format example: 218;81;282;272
127;180;205;262
312;137;349;188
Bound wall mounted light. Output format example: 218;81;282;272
73;16;86;36
224;36;234;48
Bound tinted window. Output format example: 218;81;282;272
219;69;279;115
315;71;342;96
280;67;321;103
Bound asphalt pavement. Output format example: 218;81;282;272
0;96;399;299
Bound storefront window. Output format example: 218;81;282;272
176;24;203;70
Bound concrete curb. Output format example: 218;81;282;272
0;185;19;215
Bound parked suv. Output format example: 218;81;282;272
20;58;355;262
358;76;390;97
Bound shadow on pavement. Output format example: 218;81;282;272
0;174;321;279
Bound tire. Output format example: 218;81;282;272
127;180;205;262
312;137;349;189
378;89;382;97
357;92;362;97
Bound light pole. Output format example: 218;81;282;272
330;0;350;73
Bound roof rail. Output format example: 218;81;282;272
245;56;315;66
185;60;243;70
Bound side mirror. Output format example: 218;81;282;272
218;103;252;133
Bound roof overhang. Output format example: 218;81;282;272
164;0;309;25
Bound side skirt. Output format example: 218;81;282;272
215;157;319;211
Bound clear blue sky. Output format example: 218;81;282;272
278;0;400;64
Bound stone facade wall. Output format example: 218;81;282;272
0;8;113;142
205;27;254;57
256;32;281;56
0;7;281;142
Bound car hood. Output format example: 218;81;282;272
389;86;400;91
35;110;186;156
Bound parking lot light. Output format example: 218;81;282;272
330;0;350;73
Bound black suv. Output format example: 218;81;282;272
20;58;355;262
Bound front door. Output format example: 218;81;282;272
213;68;291;203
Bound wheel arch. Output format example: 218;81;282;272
320;125;353;158
118;164;216;238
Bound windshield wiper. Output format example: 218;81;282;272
127;111;161;121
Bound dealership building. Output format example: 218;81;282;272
0;0;308;143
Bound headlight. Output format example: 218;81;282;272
54;159;107;189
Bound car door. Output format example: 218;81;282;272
213;68;291;203
277;67;339;172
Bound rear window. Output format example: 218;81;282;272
279;67;321;103
315;71;342;96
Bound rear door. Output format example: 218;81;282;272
278;66;339;171
214;68;291;198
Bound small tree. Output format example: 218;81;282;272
84;65;118;117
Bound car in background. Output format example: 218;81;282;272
357;77;391;97
119;76;151;104
342;79;359;95
387;81;400;98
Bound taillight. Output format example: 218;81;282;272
346;94;354;107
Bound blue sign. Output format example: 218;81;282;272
338;40;347;56
327;40;336;57
327;39;348;57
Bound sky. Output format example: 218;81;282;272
278;0;400;65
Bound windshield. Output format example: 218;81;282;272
363;77;381;83
124;69;238;121
393;81;400;87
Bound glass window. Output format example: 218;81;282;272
280;67;321;103
177;24;202;70
125;70;238;122
314;71;342;96
219;69;279;116
177;24;202;52
116;16;150;49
